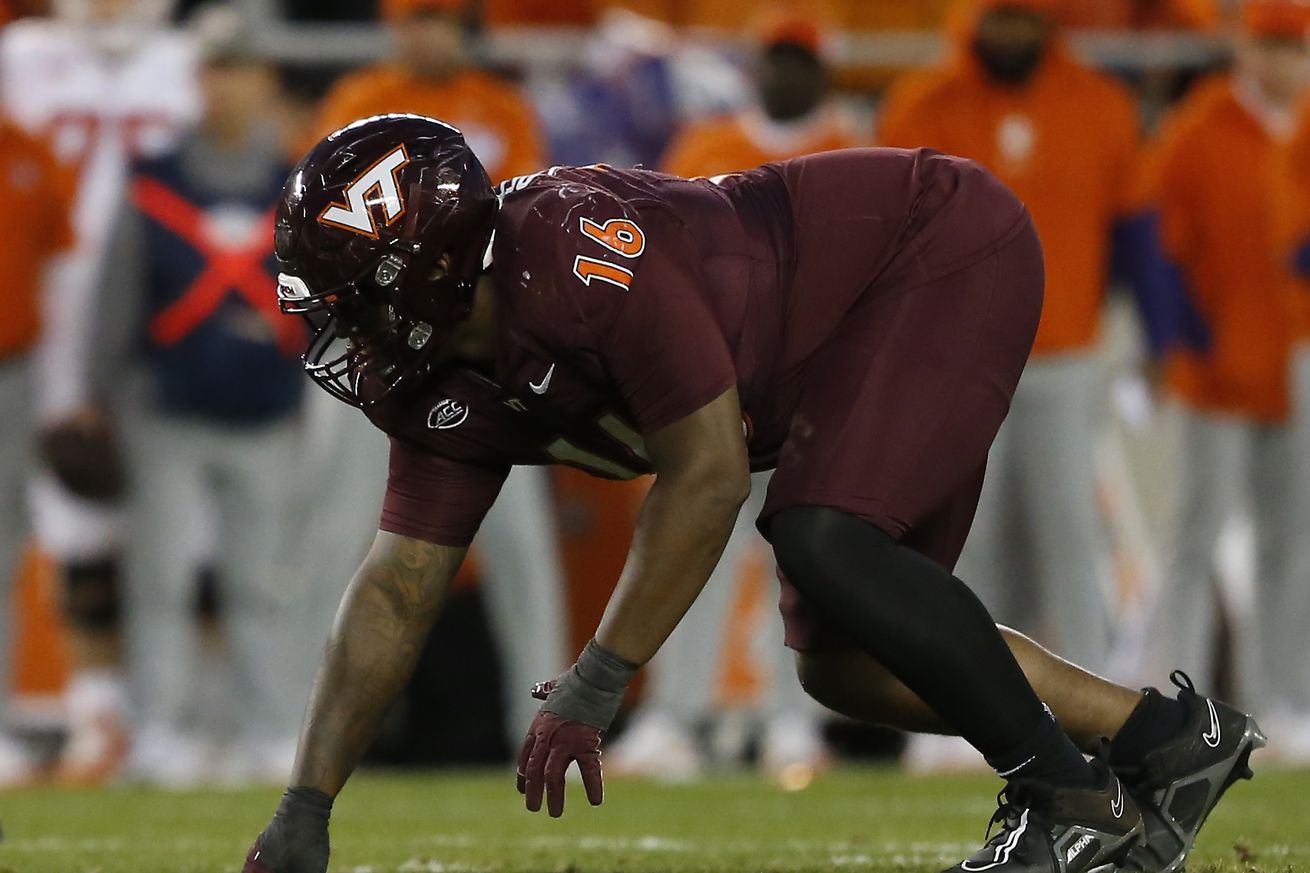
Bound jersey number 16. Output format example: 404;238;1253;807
572;217;645;291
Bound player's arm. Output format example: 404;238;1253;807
518;387;749;817
292;530;464;794
244;530;465;873
594;386;751;663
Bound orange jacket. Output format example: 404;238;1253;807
0;120;75;358
1145;77;1299;421
661;108;860;178
311;67;545;183
880;33;1140;356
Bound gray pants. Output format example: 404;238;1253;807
955;353;1114;672
0;361;32;725
292;392;567;747
642;471;812;728
1149;406;1296;710
124;406;303;748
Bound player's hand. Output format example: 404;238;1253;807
517;640;636;816
516;710;605;817
242;788;332;873
37;404;126;501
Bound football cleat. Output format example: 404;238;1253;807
944;758;1143;873
1119;671;1265;873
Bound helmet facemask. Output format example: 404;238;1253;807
277;167;495;408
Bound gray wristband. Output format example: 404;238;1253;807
542;639;639;730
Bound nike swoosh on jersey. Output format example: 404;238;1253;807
529;363;556;395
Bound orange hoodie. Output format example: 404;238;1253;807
1144;76;1299;421
880;0;1141;357
310;66;545;184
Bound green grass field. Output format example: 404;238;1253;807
0;766;1307;873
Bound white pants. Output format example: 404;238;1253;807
0;361;32;724
124;406;304;748
955;353;1115;672
291;391;568;747
1149;405;1296;711
640;471;813;728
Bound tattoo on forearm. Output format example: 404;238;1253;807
292;534;463;794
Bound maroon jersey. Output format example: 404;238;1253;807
370;149;1029;547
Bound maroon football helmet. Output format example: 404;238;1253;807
275;113;497;406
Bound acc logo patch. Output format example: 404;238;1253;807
427;398;470;430
318;145;410;238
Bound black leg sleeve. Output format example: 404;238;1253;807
771;505;1048;758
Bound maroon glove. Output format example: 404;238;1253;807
517;641;637;817
516;710;605;817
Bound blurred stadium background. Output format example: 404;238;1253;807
1;0;1309;869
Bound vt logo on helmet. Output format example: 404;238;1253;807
317;145;410;238
274;114;497;407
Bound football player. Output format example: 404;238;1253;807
301;0;569;751
244;115;1263;873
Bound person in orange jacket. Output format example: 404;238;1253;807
309;0;545;183
660;11;861;178
0;114;77;786
304;0;566;751
880;0;1140;681
1135;0;1310;732
605;10;849;784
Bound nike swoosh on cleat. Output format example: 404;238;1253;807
960;809;1029;871
1202;699;1221;749
1111;778;1125;818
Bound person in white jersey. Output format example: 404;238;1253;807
0;0;199;783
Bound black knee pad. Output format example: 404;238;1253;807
63;556;122;631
